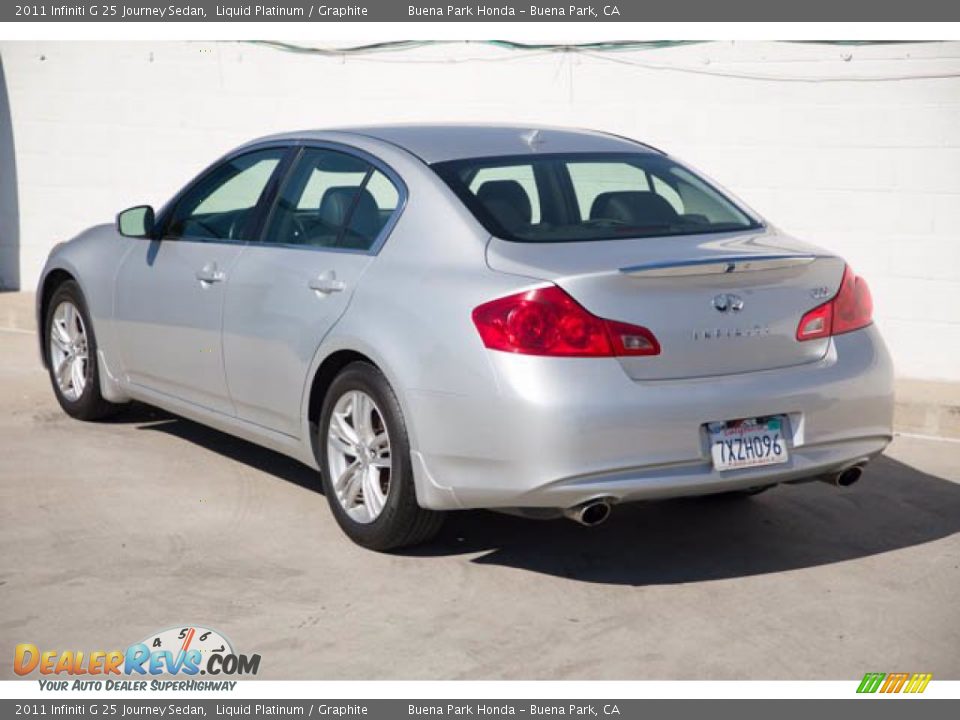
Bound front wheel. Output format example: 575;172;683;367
318;362;444;551
44;280;122;421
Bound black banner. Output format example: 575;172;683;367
1;699;958;719
4;0;959;22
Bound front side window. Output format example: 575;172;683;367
165;148;285;241
263;147;398;251
433;153;759;243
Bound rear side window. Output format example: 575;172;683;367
433;153;759;243
263;148;399;251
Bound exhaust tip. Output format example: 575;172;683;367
836;465;864;487
820;463;866;488
563;499;612;527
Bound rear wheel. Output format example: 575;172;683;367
44;280;122;420
318;362;444;551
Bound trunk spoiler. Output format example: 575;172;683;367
619;254;820;278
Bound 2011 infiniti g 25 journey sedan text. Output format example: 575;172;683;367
38;125;894;549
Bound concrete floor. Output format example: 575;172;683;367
1;325;959;680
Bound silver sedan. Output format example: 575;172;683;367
38;125;894;549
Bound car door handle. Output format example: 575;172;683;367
308;272;346;295
195;264;226;285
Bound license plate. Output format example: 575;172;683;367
709;416;789;471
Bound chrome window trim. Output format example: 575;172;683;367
159;237;250;248
620;253;821;278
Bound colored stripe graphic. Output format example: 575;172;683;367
857;672;932;694
881;672;910;693
857;673;886;693
904;673;933;694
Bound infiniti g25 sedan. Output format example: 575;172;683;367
38;124;894;550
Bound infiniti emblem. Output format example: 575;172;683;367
712;293;744;312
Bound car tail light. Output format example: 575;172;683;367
472;285;660;357
796;265;873;342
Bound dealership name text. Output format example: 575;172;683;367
408;5;621;16
409;706;621;716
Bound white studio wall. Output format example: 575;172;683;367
0;40;958;380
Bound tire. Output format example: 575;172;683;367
318;361;444;551
44;280;122;421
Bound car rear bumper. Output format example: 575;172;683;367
407;325;894;511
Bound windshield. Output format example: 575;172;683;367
432;152;761;242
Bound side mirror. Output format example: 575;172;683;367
117;205;155;238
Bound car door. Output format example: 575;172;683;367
113;146;289;414
221;144;404;437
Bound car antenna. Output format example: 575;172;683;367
522;129;545;151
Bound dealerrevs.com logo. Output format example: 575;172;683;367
14;626;260;690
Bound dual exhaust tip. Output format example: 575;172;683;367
563;463;867;527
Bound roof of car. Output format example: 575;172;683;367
262;124;661;164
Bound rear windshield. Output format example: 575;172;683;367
432;152;761;242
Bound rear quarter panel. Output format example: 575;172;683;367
299;136;528;496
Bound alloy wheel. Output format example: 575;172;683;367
326;390;392;524
49;301;89;402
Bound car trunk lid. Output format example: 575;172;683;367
485;229;845;380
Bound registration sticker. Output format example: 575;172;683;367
709;417;789;471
